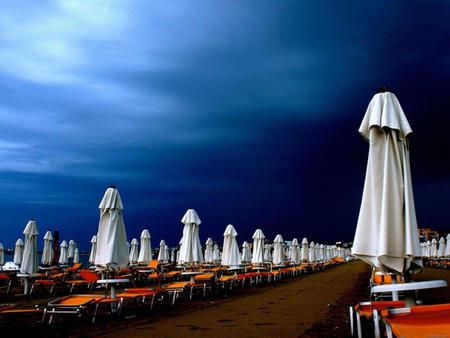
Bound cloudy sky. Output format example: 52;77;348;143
0;1;449;250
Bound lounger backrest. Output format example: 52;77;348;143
148;260;159;269
79;270;99;281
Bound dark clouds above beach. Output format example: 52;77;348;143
0;1;449;249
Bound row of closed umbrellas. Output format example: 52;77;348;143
420;236;450;258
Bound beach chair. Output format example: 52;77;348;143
192;273;216;297
0;273;14;294
66;263;82;273
30;278;66;295
164;281;194;305
379;303;450;338
161;270;181;282
349;300;405;338
65;270;100;293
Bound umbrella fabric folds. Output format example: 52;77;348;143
446;234;450;257
158;239;169;262
309;241;316;262
301;238;309;262
41;231;54;265
204;238;214;263
438;237;446;258
251;229;265;264
352;91;422;274
425;240;431;258
14;238;24;265
89;235;97;264
272;234;284;265
241;241;252;263
73;248;80;263
138;229;152;264
264;244;272;262
289;238;300;264
0;243;4;266
94;187;129;270
129;238;139;264
212;244;221;262
430;238;438;258
178;209;203;264
221;224;240;267
20;220;39;275
59;240;68;264
68;240;76;259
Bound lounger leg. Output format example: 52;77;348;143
150;294;155;310
203;284;206;298
190;286;194;300
30;284;35;295
349;306;354;336
50;285;55;294
356;312;362;338
172;292;176;306
92;303;99;324
41;308;47;323
70;283;75;294
385;323;393;338
373;310;380;338
7;280;11;294
49;309;55;325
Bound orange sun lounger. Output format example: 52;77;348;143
380;303;450;338
164;281;194;305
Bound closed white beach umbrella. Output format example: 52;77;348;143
272;234;284;265
221;224;240;267
20;220;39;275
41;231;53;265
89;235;97;264
14;239;24;265
425;240;431;258
241;241;252;263
446;234;450;257
420;242;426;257
438;237;446;258
289;238;300;264
352;91;422;274
251;229;265;264
94;186;129;270
158;239;169;262
0;243;4;266
59;240;68;264
179;209;203;264
138;229;152;264
264;244;272;262
314;243;321;261
430;238;438;258
213;244;221;262
309;241;316;262
68;240;76;258
319;244;325;261
170;248;176;263
129;238;139;264
204;238;214;263
73;248;80;264
301;238;309;262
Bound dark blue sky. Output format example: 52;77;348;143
0;1;449;250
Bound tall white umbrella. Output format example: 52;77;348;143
420;242;426;257
59;240;68;264
446;234;450;257
438;237;446;258
352;91;422;274
425;240;431;258
41;231;53;265
264;244;272;262
158;239;169;262
129;238;139;264
89;235;97;264
68;240;76;259
170;248;176;263
272;234;284;265
430;238;438;258
289;238;300;264
241;241;252;263
14;238;24;265
94;186;129;270
212;244;220;262
301;238;309;262
221;224;240;267
138;229;152;264
179;209;203;264
73;248;80;264
309;241;316;262
204;238;214;263
20;220;39;275
251;229;265;264
319;244;325;261
0;243;4;266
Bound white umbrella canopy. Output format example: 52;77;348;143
438;237;446;258
446;234;450;257
212;244;221;262
94;186;129;270
352;91;422;274
251;229;265;264
14;238;24;265
68;240;76;258
204;238;214;263
41;231;54;265
158;239;169;262
289;238;300;264
420;242;426;257
309;241;316;262
0;243;4;266
170;248;176;263
241;241;252;263
20;220;39;275
430;238;438;258
425;240;431;258
73;248;80;264
272;234;284;265
89;235;97;264
179;209;203;264
129;238;139;264
301;238;309;262
59;240;68;264
221;224;240;267
264;244;272;262
138;229;152;264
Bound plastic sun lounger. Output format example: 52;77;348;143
65;270;99;293
113;288;165;311
192;273;216;297
349;300;406;338
380;303;450;338
164;281;194;305
0;273;13;294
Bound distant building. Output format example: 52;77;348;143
419;227;440;241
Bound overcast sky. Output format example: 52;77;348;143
0;1;449;250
